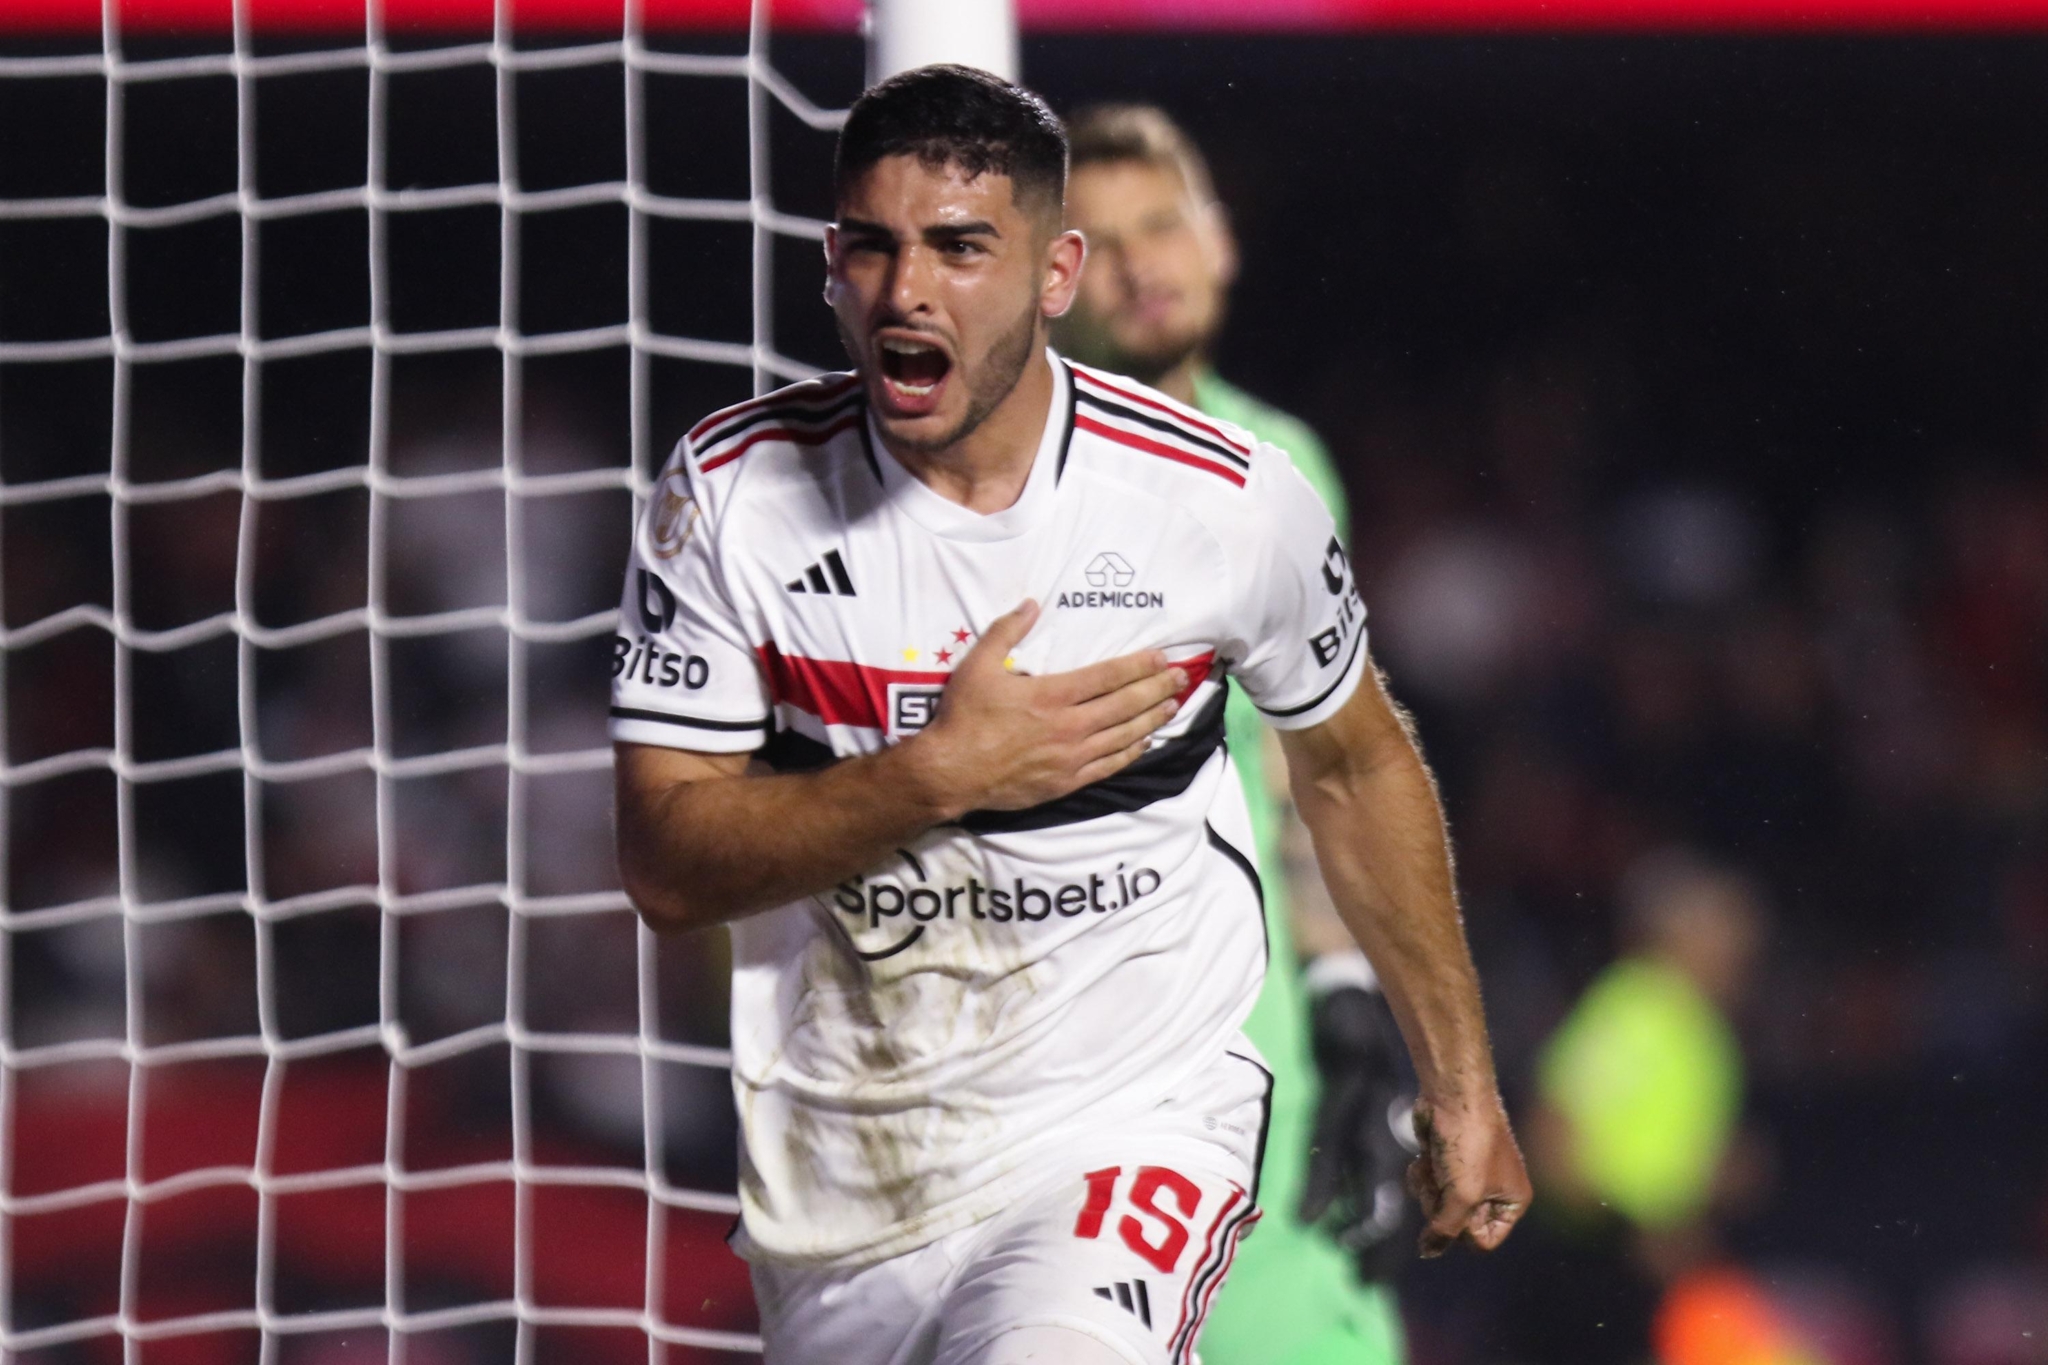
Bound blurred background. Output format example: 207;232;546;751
3;5;2047;1363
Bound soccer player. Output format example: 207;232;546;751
611;65;1526;1365
1054;105;1414;1365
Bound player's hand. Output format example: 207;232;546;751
907;599;1186;815
1406;1090;1531;1257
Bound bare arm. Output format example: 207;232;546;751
1278;656;1530;1255
616;600;1185;932
1254;723;1356;959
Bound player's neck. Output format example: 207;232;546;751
880;349;1055;515
1152;355;1202;408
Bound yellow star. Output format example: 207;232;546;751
1004;655;1017;670
902;647;920;662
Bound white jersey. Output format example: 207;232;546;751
610;353;1368;1269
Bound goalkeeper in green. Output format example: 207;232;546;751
1055;104;1414;1365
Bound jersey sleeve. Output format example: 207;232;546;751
1222;445;1370;730
608;440;772;754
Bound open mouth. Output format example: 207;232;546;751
877;335;952;407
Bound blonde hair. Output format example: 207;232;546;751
1065;103;1217;208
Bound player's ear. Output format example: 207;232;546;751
1201;200;1239;291
1040;227;1086;319
821;224;844;306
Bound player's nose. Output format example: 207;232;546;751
886;245;942;316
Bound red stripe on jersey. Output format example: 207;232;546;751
1173;651;1216;706
687;373;859;444
1072;368;1252;457
756;644;951;731
1074;414;1247;488
698;410;863;474
1168;1186;1244;1362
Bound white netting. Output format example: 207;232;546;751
0;4;850;1359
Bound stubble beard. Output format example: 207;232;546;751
844;300;1042;455
1060;299;1222;388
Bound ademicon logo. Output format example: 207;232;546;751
831;849;1165;959
1057;552;1164;610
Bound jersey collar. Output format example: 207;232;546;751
866;349;1074;544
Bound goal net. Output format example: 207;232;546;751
0;3;868;1360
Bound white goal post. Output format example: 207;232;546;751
0;0;1015;1362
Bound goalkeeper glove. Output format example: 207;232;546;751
1297;951;1421;1284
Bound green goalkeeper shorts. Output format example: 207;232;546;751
1198;1202;1404;1365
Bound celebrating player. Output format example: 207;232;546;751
1055;104;1416;1365
611;65;1527;1365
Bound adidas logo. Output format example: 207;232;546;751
1092;1279;1152;1328
786;549;857;597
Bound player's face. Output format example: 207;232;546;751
1057;160;1234;384
828;156;1082;454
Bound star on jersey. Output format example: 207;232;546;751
903;627;974;670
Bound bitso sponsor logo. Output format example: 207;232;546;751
831;848;1164;960
1308;535;1365;668
613;635;710;690
636;570;676;633
1058;551;1163;610
648;471;700;560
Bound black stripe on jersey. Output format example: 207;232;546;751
1226;1049;1277;1207
1074;389;1251;471
1254;623;1366;720
756;684;1230;832
694;387;864;458
1205;822;1269;970
610;705;770;733
1171;1200;1259;1365
1055;362;1081;483
956;683;1228;834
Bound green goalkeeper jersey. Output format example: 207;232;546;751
1193;370;1405;1365
1195;367;1343;1225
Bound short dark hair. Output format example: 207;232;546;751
835;64;1068;216
1067;103;1217;207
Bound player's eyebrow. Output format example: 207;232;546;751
923;220;1000;243
835;216;1002;243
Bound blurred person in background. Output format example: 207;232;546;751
1055;103;1417;1365
1500;848;1781;1364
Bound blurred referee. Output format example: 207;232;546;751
1055;104;1414;1365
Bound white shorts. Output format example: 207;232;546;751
749;1046;1273;1365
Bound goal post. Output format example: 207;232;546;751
866;0;1020;84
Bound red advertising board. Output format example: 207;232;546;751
1;0;2044;35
